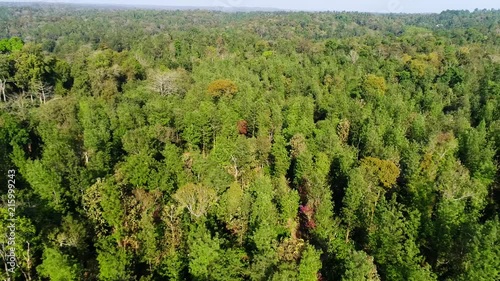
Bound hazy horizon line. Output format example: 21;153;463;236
0;0;498;14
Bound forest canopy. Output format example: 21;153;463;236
0;3;499;281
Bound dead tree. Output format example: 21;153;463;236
31;80;53;104
149;69;189;96
150;71;180;96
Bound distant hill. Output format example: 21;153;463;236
0;1;284;12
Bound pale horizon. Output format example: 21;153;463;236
0;0;499;13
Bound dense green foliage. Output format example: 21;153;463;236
0;3;499;280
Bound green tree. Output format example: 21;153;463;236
298;244;322;281
37;248;81;281
96;237;133;281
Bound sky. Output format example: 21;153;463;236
1;0;499;13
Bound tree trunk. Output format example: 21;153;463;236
1;243;9;276
370;189;381;226
28;90;33;103
20;242;32;281
0;79;6;102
